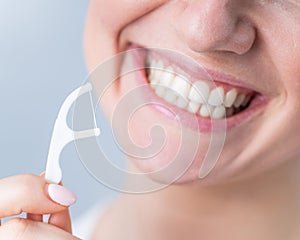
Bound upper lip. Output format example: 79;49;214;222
146;47;261;94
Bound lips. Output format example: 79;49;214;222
126;45;267;131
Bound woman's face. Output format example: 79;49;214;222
85;0;300;186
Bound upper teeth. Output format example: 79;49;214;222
146;56;252;119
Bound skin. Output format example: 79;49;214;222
1;0;300;239
84;0;300;239
0;174;79;239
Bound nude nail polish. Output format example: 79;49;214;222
47;184;77;206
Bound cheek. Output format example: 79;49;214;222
87;0;166;37
85;0;167;114
265;21;300;157
89;0;134;35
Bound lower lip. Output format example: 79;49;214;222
126;46;268;132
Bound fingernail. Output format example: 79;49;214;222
47;184;77;206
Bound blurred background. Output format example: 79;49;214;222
0;0;118;219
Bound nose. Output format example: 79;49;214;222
177;0;256;55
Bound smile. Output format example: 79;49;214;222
146;54;255;120
128;46;267;131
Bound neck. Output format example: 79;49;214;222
96;160;300;240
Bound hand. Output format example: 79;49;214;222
0;174;80;239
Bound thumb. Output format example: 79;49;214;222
43;172;73;233
42;173;72;233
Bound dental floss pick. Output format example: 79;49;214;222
45;83;100;184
